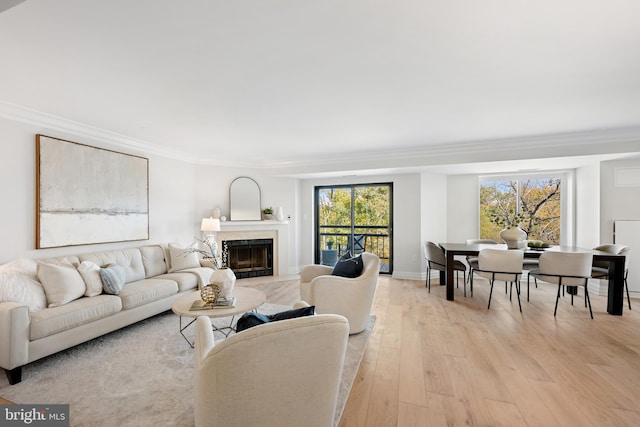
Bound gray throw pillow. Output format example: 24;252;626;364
99;264;126;295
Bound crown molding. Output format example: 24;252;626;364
2;100;639;173
0;100;197;163
260;126;640;175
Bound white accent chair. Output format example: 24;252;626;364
529;252;594;318
300;252;379;334
194;314;349;427
472;248;524;311
464;239;499;295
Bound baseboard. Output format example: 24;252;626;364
391;271;426;281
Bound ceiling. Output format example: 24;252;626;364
1;0;640;177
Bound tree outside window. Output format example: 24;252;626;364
480;178;561;244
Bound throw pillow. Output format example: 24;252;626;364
331;254;364;278
37;261;87;308
168;243;200;273
77;261;103;297
100;264;126;295
0;265;47;312
235;312;271;332
236;305;316;333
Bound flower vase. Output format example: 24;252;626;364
211;267;236;299
275;206;284;221
499;226;527;249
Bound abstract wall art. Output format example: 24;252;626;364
36;135;149;248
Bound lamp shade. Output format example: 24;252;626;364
201;217;221;232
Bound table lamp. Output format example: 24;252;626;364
200;217;221;258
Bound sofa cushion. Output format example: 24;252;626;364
154;272;200;292
77;261;103;297
29;295;123;340
37;261;86;308
118;278;178;310
79;248;145;284
331;254;364;278
100;265;127;295
168;243;200;272
139;245;169;278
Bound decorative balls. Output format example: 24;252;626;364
200;284;221;304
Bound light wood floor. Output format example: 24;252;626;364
244;275;640;426
3;275;639;426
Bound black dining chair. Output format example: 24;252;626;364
424;242;467;294
591;244;631;310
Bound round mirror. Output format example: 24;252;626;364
229;177;261;221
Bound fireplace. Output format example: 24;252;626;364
223;238;274;279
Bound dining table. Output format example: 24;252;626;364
439;243;628;315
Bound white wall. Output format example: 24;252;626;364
599;158;640;297
446;175;479;242
575;163;600;249
600;159;640;243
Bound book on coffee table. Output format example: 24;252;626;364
189;297;236;311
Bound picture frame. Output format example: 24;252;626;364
36;135;149;248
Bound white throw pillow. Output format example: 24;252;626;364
37;261;86;308
77;261;103;297
168;243;200;272
0;262;47;312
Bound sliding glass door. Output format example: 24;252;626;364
314;183;392;273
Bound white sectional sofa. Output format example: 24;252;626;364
0;244;213;384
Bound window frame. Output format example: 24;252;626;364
478;170;574;246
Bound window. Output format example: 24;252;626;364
315;183;392;273
480;175;563;244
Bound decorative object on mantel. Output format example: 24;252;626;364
220;216;227;222
262;206;273;220
212;207;221;219
275;206;285;221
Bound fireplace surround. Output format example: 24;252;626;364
224;238;273;279
216;229;281;277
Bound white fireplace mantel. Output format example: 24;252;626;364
220;220;289;228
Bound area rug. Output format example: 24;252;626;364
0;303;373;427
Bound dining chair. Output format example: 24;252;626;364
591;244;631;310
471;248;524;312
424;241;467;294
529;252;594;318
465;239;499;296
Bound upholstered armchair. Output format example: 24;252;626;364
194;314;349;427
300;252;380;334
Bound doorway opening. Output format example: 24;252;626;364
314;183;392;273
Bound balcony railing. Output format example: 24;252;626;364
318;225;390;269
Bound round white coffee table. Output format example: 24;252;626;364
171;287;266;347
